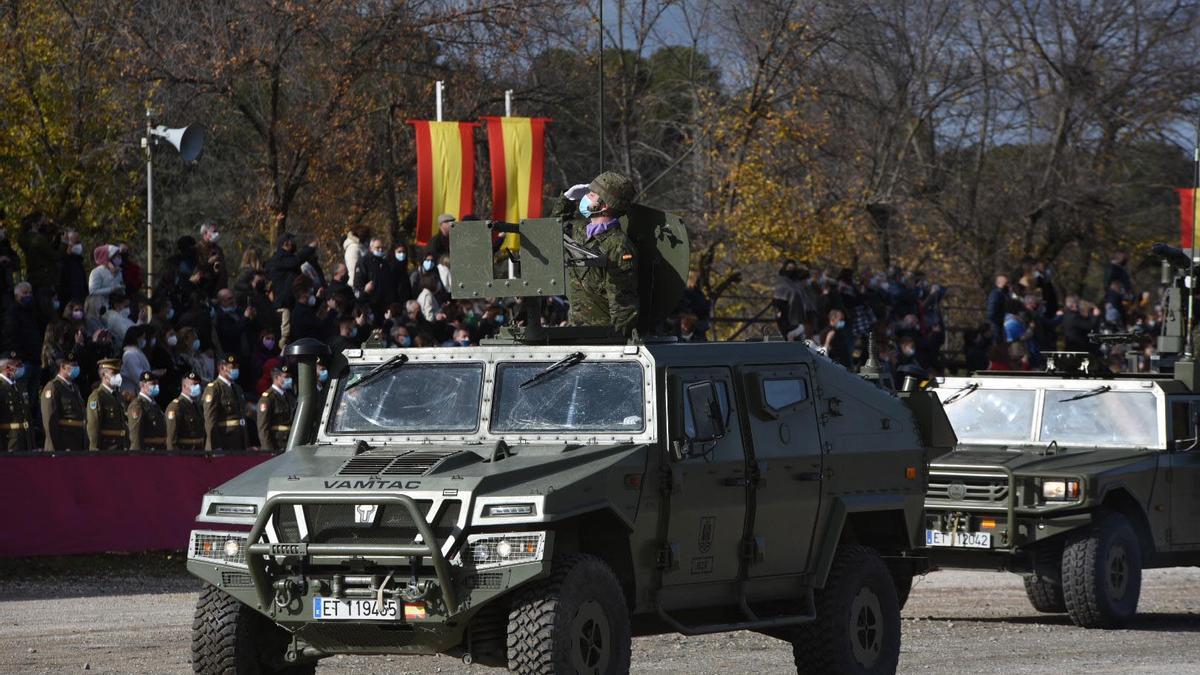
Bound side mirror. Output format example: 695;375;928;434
686;381;726;444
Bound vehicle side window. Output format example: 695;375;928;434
1171;400;1199;450
763;377;808;412
683;380;731;439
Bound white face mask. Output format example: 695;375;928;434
209;231;220;243
119;307;130;318
167;335;178;347
109;373;123;388
71;243;83;255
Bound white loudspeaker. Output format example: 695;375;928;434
152;125;204;162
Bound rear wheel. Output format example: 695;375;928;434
192;584;315;675
506;554;631;674
1061;512;1142;628
792;545;900;674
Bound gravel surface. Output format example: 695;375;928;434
2;554;1200;673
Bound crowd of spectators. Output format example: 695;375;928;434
770;259;948;381
966;252;1161;373
0;212;538;451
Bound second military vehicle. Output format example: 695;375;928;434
186;208;955;674
925;245;1200;628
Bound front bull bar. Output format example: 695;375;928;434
245;493;458;615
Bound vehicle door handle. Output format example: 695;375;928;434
793;472;822;482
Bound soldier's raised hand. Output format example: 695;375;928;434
563;184;590;201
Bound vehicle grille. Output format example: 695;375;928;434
221;571;254;588
290;500;462;546
337;448;461;477
467;572;504;590
928;474;1009;504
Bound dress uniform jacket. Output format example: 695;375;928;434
204;377;247;451
166;394;205;450
87;384;128;451
41;376;86;451
0;375;32;450
256;386;295;452
128;393;166;450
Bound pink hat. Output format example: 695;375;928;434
93;244;119;266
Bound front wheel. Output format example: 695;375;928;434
792;545;901;674
1061;512;1142;628
507;554;631;674
192;584;315;675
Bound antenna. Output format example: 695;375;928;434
597;0;604;173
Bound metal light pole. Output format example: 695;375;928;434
142;108;204;299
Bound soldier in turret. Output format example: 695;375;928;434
128;371;166;451
87;358;128;450
167;371;206;451
0;352;32;451
256;364;296;452
204;355;247;451
561;171;639;335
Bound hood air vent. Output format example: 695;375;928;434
338;448;460;477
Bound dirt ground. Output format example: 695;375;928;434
2;554;1199;674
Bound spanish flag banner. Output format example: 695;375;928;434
1180;188;1199;249
483;117;550;249
407;120;477;246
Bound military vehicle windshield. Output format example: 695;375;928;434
1040;389;1158;447
491;361;644;432
941;388;1036;443
328;363;484;434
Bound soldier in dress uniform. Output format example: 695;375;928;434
0;352;32;451
87;358;128;450
41;354;86;451
257;364;296;452
204;354;247;451
128;371;167;451
167;371;206;451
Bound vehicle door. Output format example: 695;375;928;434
661;367;746;587
1167;397;1200;545
739;364;823;579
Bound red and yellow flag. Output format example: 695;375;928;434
484;117;549;249
408;120;477;246
1179;188;1199;248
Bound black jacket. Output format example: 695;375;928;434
266;245;317;308
3;301;42;361
353;254;400;313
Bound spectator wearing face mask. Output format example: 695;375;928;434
58;230;88;304
819;309;853;368
267;233;318;309
88;244;124;301
442;327;471;348
410;252;445;299
116;242;143;300
343;225;370;288
120;325;153;397
175;326;211;382
354;237;401;321
417;273;442;323
6;282;43;401
154;325;186;402
393;244;413;301
197;221;227;293
326;263;353;301
424;214;454;260
389;324;413;348
214;288;258;369
102;291;135;346
328;316;362;355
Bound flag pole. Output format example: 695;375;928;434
1188;119;1199;359
436;80;444;122
597;0;604;173
505;90;513;117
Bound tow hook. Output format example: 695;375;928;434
273;577;304;609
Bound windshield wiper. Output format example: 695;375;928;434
520;352;585;389
345;354;409;391
941;382;979;405
1059;385;1111;403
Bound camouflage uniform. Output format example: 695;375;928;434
41;375;86;451
563;171;640;334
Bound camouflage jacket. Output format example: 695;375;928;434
565;216;639;335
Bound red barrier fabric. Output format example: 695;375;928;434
0;454;271;556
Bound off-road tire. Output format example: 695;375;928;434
192;584;315;675
1022;545;1066;613
1061;512;1142;628
506;553;631;674
792;545;900;674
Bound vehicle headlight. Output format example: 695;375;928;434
190;530;249;568
464;532;545;569
1042;479;1082;501
481;503;537;518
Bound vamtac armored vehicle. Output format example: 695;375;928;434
187;207;955;674
924;244;1200;629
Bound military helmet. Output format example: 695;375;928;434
589;171;635;213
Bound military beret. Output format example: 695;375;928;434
98;358;121;371
139;371;158;383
